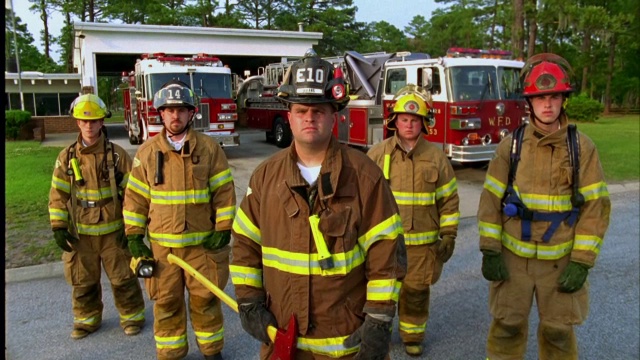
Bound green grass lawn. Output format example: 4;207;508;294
572;115;640;182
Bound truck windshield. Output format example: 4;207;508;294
149;73;232;100
450;66;522;101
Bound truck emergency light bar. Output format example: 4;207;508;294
446;48;512;59
140;53;223;66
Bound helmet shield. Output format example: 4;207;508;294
153;80;198;111
276;49;349;111
521;53;573;97
70;94;110;120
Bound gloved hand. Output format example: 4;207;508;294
436;235;456;263
127;234;153;258
481;250;509;281
238;298;277;344
116;228;127;249
343;314;392;360
53;228;78;252
558;261;590;293
202;230;231;250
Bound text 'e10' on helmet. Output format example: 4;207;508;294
276;48;349;111
70;94;111;120
153;80;198;111
521;53;574;97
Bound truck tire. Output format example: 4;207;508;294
266;131;275;143
273;117;292;148
128;127;138;145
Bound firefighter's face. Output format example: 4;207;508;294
160;106;193;134
76;119;104;145
395;113;424;142
288;103;337;150
530;93;563;128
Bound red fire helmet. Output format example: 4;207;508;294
521;53;573;97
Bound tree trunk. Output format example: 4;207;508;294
512;0;525;59
489;0;498;49
580;29;591;94
526;0;536;57
604;35;616;115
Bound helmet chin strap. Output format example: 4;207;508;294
163;111;194;138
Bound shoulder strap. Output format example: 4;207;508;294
508;124;527;185
566;124;584;207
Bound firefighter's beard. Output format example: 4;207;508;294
166;118;192;139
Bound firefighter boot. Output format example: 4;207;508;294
71;325;100;340
404;342;423;357
203;353;223;360
124;325;141;336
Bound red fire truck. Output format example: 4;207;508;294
336;48;527;163
122;53;239;147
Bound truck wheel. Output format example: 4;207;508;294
266;131;275;143
128;127;138;145
273;118;292;148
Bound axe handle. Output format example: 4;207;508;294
166;253;278;342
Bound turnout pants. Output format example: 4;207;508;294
62;231;145;332
146;243;230;360
486;249;589;360
398;243;443;344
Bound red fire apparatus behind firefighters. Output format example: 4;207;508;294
122;53;239;147
235;48;527;163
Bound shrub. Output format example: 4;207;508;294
5;110;32;140
565;93;604;122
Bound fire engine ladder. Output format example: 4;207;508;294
342;51;395;101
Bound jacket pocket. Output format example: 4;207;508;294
144;276;159;301
318;206;352;253
62;250;79;286
192;163;210;191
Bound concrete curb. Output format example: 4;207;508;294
6;261;65;283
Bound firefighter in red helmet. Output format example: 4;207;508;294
478;54;611;359
368;85;459;356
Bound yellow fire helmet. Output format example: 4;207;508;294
70;94;111;120
386;85;433;133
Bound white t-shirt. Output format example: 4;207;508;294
167;133;186;151
297;162;322;186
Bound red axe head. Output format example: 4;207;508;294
271;314;298;360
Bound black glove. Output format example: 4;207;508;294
202;230;231;250
127;234;152;258
53;228;78;252
343;315;392;360
481;250;509;281
558;261;590;293
436;235;456;263
238;298;277;344
116;227;127;249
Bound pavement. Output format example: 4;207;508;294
7;125;639;284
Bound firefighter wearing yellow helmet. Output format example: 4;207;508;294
478;53;611;359
48;94;145;340
368;86;459;356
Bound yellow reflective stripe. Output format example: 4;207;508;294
478;221;502;240
393;191;435;206
49;208;69;222
573;234;603;255
580;181;609;201
262;246;365;276
230;265;263;288
297;334;358;358
150;188;210;204
119;172;130;188
232;208;261;245
483;174;505;199
358;214;403;252
436;177;458;200
309;215;332;262
501;231;572;260
76;187;114;201
440;212;460;227
367;279;399;301
119;308;145;323
519;192;572;211
383;154;390;180
52;176;71;193
399;320;426;334
149;230;213;247
127;175;151;199
216;205;236;223
74;314;100;326
155;334;187;349
123;210;147;228
210;168;233;192
404;231;439;245
76;219;123;236
195;328;224;345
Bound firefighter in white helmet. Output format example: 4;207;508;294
48;94;146;340
368;86;460;357
123;80;235;360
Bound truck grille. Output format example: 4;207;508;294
194;103;210;131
